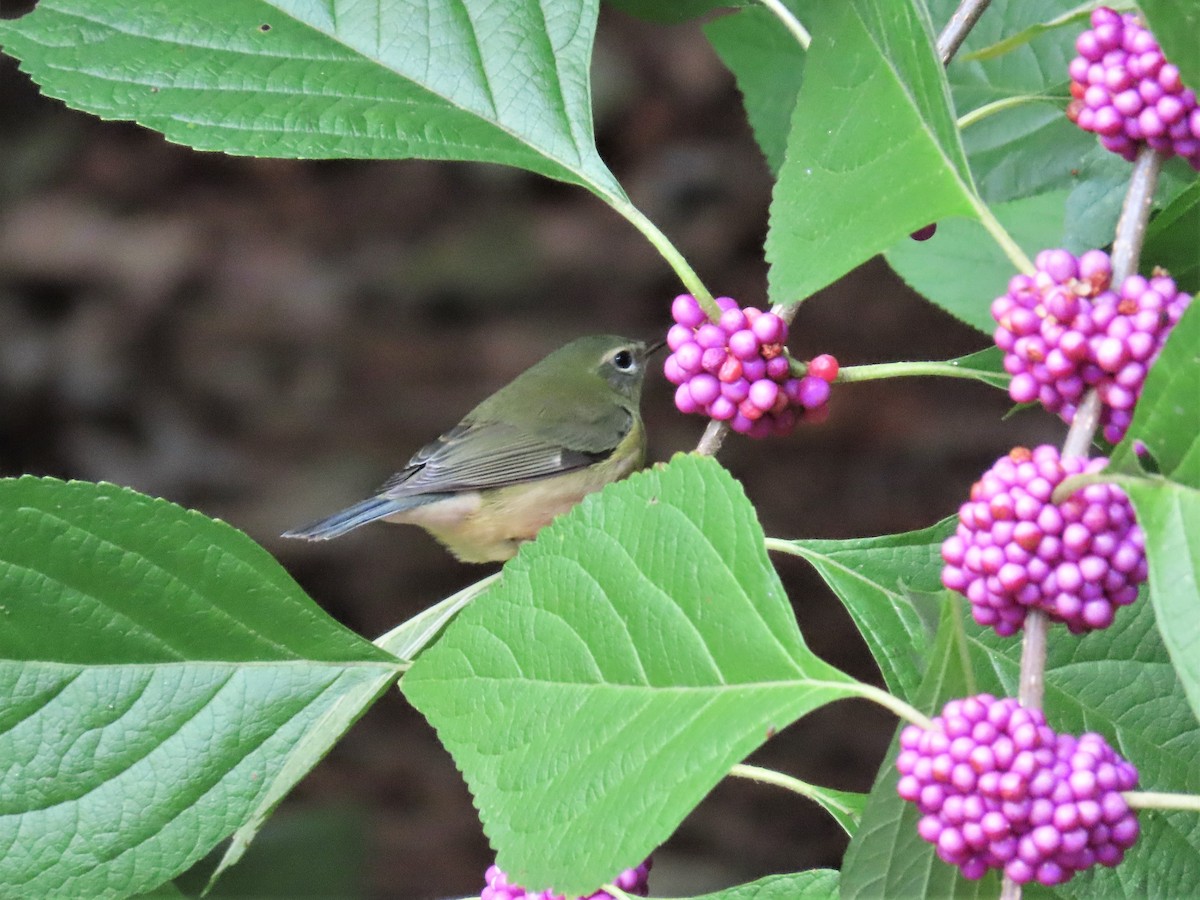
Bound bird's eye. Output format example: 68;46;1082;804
612;349;635;371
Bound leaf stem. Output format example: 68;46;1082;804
835;359;1002;384
607;194;717;317
758;0;812;50
937;0;994;64
1124;791;1200;812
957;94;1061;131
838;680;935;731
730;763;829;801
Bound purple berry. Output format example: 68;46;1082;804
664;295;833;437
898;695;1139;886
1068;9;1200;169
942;446;1146;635
671;293;708;329
481;859;651;900
993;248;1192;442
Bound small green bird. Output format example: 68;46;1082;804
283;334;651;562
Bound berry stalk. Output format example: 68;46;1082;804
1110;146;1164;285
1123;792;1200;813
607;195;718;318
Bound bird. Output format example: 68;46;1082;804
282;334;652;562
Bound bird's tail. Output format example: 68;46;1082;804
282;496;415;541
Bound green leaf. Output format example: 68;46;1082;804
801;784;867;837
944;346;1012;390
0;0;622;197
842;600;997;899
766;0;982;306
653;869;838;900
885;190;1069;334
705;4;806;174
1142;178;1200;293
402;454;861;896
732;764;865;837
605;0;750;24
1140;0;1200;98
1110;300;1200;483
1122;478;1200;727
0;477;399;898
769;518;956;702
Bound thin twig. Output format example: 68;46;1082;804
1110;146;1163;285
937;0;994;64
695;419;729;457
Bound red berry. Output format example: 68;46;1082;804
808;353;840;382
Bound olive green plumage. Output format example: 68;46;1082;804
283;335;651;562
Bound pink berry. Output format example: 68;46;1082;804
1068;9;1200;169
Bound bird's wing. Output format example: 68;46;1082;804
380;415;629;497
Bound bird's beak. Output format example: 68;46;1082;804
645;338;667;356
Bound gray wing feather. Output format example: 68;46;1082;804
379;420;617;498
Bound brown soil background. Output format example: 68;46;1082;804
0;9;1064;899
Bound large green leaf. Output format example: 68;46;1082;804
885;190;1070;334
1122;479;1200;731
705;3;806;174
766;0;982;306
402;454;861;896
654;869;838;900
0;0;623;197
0;478;399;898
769;518;956;702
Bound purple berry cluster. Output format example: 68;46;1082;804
664;294;835;437
942;445;1146;636
1067;7;1200;169
897;694;1140;885
993;248;1192;443
481;860;650;900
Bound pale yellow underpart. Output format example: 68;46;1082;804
384;423;645;563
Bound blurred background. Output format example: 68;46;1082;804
0;6;1065;898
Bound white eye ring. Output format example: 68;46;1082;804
612;349;637;371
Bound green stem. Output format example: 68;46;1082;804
957;94;1059;131
839;680;935;730
608;194;717;317
1124;791;1200;812
835;359;1000;383
731;763;822;798
759;0;812;49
